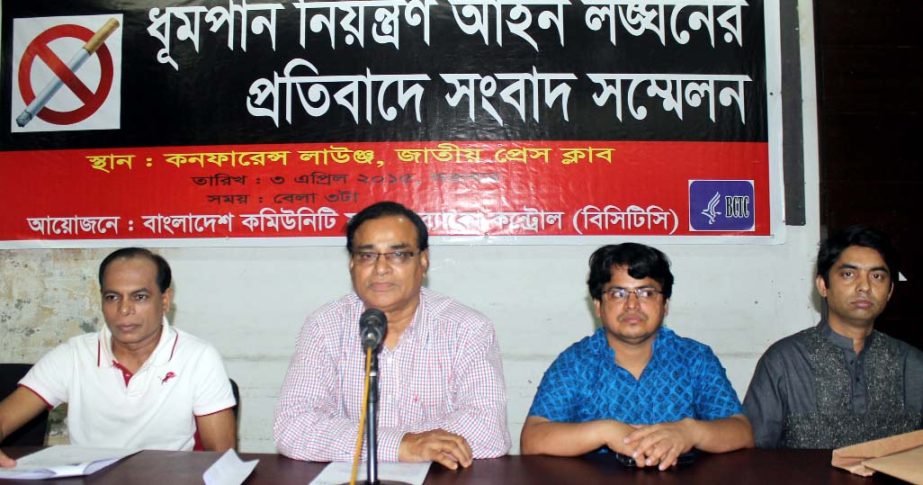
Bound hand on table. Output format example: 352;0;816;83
623;419;695;470
399;429;473;470
0;448;16;468
598;420;641;457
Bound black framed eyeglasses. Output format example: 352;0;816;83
352;250;419;266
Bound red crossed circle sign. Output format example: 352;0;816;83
18;24;114;125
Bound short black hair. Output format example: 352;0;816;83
98;247;172;293
345;201;429;253
816;225;898;285
587;243;674;301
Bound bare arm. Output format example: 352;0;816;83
520;416;637;456
0;387;49;467
195;409;237;452
625;414;753;470
685;414;753;452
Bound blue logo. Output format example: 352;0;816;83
689;180;754;231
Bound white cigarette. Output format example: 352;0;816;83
16;18;120;128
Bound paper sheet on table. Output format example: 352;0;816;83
0;445;137;480
831;429;923;477
202;449;259;485
861;446;923;484
309;461;431;485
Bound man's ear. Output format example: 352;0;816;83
420;249;430;273
815;275;828;298
162;287;174;310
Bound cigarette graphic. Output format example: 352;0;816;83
16;18;120;128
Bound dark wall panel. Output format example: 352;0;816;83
815;0;923;350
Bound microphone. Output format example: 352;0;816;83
359;308;387;351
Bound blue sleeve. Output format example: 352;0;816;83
527;349;580;422
692;346;743;420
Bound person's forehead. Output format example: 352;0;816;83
833;245;888;269
354;216;419;246
607;265;661;287
102;257;159;287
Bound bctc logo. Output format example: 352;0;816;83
689;180;755;231
724;195;751;219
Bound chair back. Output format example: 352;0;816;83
229;378;240;418
0;363;50;446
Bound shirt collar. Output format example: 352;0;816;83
385;289;429;352
649;326;671;364
594;325;669;361
404;287;431;338
352;289;429;352
818;319;875;354
97;315;178;368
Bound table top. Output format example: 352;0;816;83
2;447;907;484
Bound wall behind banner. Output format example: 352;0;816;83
0;2;821;454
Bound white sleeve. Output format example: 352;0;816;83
191;343;236;416
18;342;76;408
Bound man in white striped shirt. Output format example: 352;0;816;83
274;201;510;470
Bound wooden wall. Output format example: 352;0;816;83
815;0;923;349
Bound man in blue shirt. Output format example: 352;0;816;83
521;243;753;470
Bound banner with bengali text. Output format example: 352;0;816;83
0;0;783;246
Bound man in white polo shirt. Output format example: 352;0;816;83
0;248;236;467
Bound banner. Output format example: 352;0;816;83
0;0;783;246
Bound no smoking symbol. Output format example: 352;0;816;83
17;21;118;126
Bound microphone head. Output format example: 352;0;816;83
359;308;387;350
360;308;386;328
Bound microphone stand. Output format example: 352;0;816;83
345;308;410;485
356;344;409;485
365;350;381;484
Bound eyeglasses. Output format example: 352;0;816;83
352;250;419;266
602;287;662;302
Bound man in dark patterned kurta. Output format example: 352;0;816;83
744;226;923;448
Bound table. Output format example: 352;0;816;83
2;448;906;484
